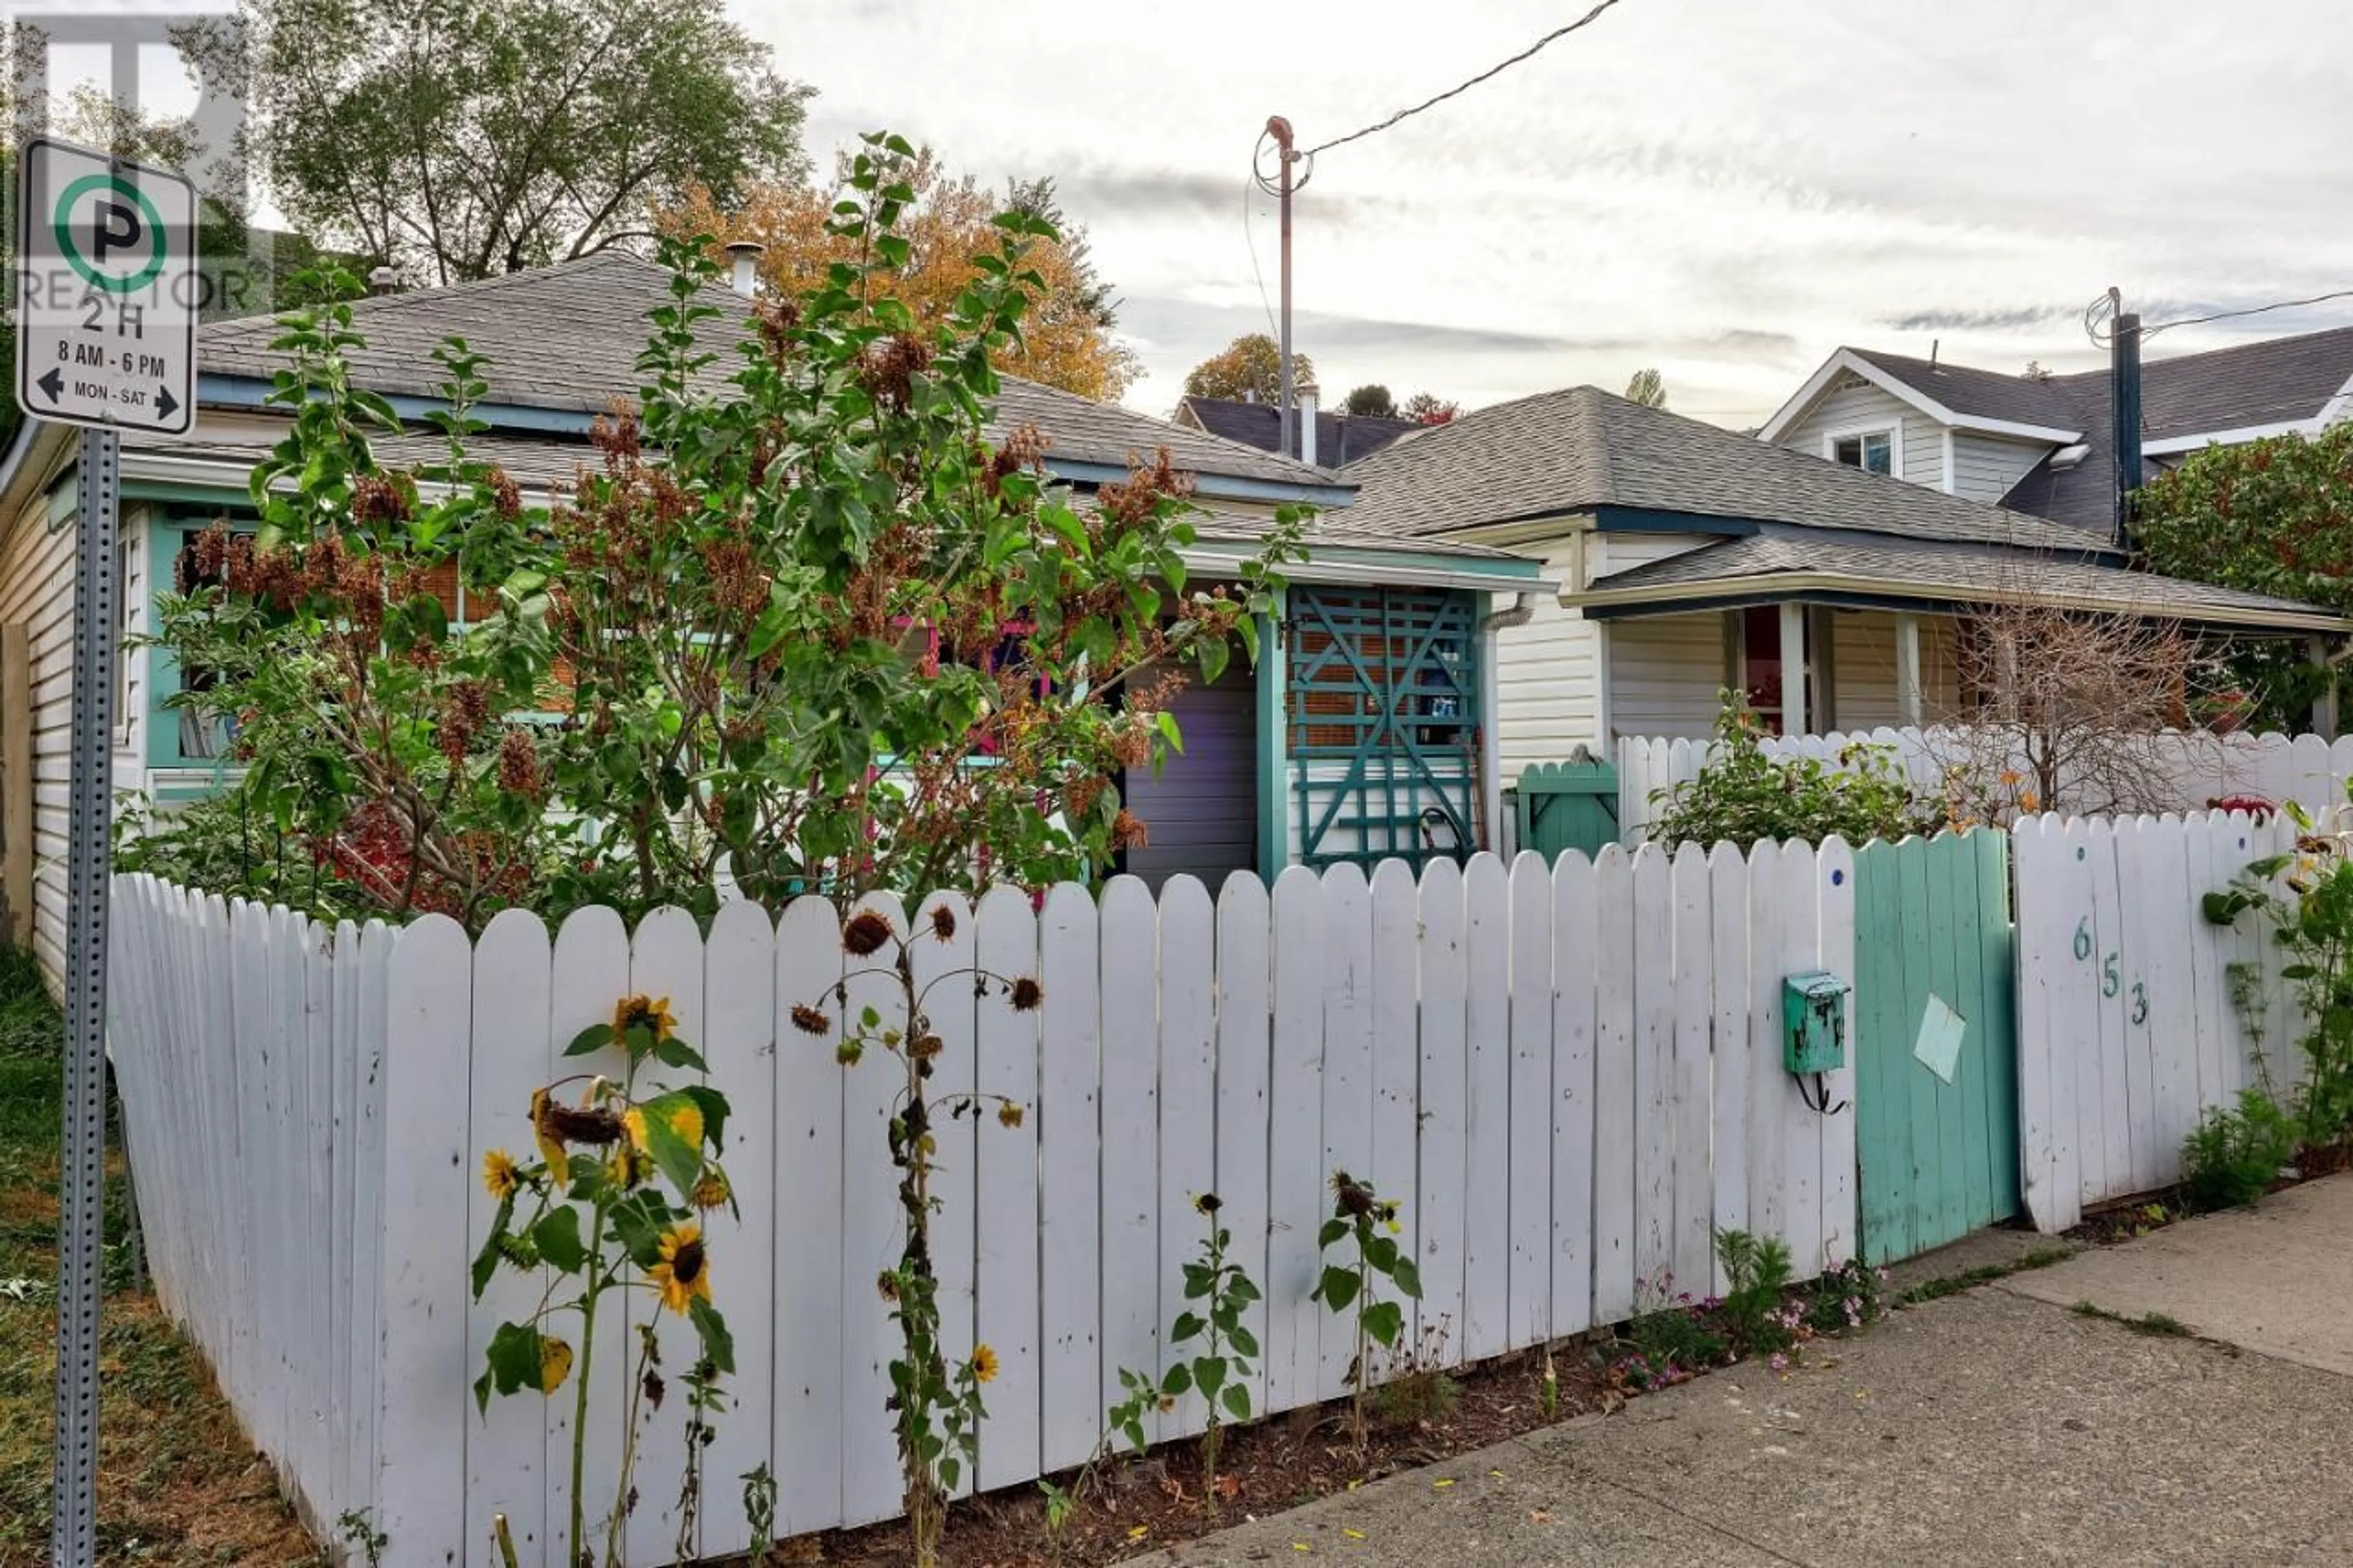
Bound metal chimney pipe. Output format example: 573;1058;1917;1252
1297;381;1319;465
725;240;765;298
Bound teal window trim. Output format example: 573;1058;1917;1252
146;508;256;773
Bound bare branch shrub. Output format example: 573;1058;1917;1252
1925;596;2232;827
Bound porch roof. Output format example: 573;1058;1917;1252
1574;530;2346;634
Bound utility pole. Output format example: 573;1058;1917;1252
2109;285;2144;550
1266;115;1300;460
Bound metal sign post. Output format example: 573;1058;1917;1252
15;135;197;1563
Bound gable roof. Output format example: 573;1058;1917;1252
196;251;1345;494
1578;528;2343;633
1338;385;2098;551
1757;347;2085;445
1174;396;1423;467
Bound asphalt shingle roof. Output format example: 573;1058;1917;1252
197;251;1341;491
1175;396;1423;467
1585;529;2340;629
1849;349;2082;431
1338;385;2095;551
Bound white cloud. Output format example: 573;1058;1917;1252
741;0;2353;426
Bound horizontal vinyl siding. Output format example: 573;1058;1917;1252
1;481;81;991
1495;542;1602;772
1776;380;1945;491
1120;661;1256;893
1950;433;2048;507
1608;613;1727;741
1827;610;1963;729
1590;532;1716;575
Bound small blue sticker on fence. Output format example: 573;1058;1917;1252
1914;993;1966;1085
1831;868;1844;885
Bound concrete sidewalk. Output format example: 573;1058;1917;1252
1157;1180;2353;1567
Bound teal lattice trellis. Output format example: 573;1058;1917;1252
1287;585;1479;870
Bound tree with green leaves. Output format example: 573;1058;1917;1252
1624;367;1667;408
1344;384;1396;418
1184;333;1311;404
1401;391;1460;425
175;0;810;286
2135;424;2353;728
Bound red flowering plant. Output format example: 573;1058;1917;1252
136;129;1298;931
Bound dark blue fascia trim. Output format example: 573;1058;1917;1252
1045;457;1354;507
200;374;600;434
1590;506;1758;537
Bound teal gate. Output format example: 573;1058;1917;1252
1853;831;2021;1264
1515;755;1619;862
1288;585;1478;871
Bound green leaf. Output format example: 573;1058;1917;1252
691;1296;737;1376
532;1207;588;1273
1365;1235;1399;1271
653;1036;710;1074
680;1084;730;1153
565;1023;615;1057
1162;1360;1193;1395
1363;1300;1404;1347
608;1189;670;1268
1170;1311;1207;1343
1227;1323;1260;1359
939;1455;960;1493
1221;1382;1251;1421
470;1195;513;1298
637;1092;705;1195
482;1321;545;1406
1314;1267;1360;1311
1317;1218;1349;1249
1391;1257;1424;1300
1192;1355;1227;1396
1227;1274;1261;1304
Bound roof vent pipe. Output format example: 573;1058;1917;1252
1297;381;1319;465
725;240;765;298
1929;338;1939;371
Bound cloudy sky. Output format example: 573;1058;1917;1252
753;0;2353;428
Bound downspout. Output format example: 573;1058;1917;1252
1476;593;1537;854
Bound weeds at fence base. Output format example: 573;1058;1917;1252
779;1345;1605;1568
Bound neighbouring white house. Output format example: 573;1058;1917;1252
1760;326;2353;531
1335;386;2345;777
0;252;1550;985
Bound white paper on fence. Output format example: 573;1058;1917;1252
1914;993;1966;1085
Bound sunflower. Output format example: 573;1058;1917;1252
650;1224;711;1315
482;1148;521;1200
539;1335;575;1396
613;994;678;1043
692;1171;731;1211
971;1343;1000;1384
530;1089;569;1184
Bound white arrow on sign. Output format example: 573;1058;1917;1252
14;136;199;437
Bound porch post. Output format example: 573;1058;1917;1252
1895;612;1924;728
1778;600;1809;736
2312;634;2338;740
1254;593;1289;881
1475;593;1502;855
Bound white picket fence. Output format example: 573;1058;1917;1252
108;846;1858;1566
2011;811;2300;1232
1618;727;2353;845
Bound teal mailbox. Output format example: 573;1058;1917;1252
1782;970;1850;1075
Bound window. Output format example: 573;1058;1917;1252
1830;430;1895;474
1738;605;1787;733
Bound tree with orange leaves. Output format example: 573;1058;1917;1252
662;148;1139;401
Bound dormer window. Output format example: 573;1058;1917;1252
1828;428;1896;475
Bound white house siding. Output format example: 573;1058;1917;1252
1493;543;1603;770
1607;613;1728;740
1590;532;1716;576
1824;611;1963;729
1775;379;1945;491
1120;658;1256;893
1949;433;2049;508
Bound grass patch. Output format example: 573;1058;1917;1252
1894;1246;2076;1308
0;955;320;1564
2070;1301;2195;1338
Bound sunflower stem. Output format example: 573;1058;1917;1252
569;1194;610;1568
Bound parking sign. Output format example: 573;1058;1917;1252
15;136;199;435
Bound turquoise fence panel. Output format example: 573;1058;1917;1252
1515;756;1620;862
1854;831;2021;1265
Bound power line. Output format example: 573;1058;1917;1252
1303;0;1630;157
2086;284;2353;348
1241;156;1281;344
